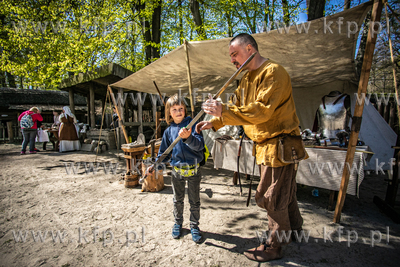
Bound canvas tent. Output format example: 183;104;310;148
111;1;396;170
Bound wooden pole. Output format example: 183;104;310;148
6;121;13;142
385;2;400;131
138;94;143;134
117;88;125;123
184;40;195;118
153;81;166;106
89;83;96;129
107;86;129;144
86;93;90;125
152;94;157;137
156;111;161;139
333;0;383;223
69;89;75;114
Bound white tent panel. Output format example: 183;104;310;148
351;96;397;170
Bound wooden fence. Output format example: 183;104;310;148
369;95;399;135
0;124;22;142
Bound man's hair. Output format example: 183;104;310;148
230;33;258;51
165;94;187;125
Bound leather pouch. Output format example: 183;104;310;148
278;135;307;164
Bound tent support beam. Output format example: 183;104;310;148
184;40;195;118
333;0;383;223
107;86;129;144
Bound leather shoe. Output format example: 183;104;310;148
245;242;269;253
244;246;282;262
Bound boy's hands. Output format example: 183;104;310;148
179;127;191;139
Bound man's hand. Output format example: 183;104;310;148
178;127;191;139
195;121;213;133
202;99;222;117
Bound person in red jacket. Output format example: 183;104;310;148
18;107;43;154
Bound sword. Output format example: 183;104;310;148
139;52;257;183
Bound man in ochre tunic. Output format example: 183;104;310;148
196;33;305;262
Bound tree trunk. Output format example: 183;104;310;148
190;0;206;39
270;0;275;30
307;0;326;21
178;0;184;45
344;0;351;10
240;0;256;33
282;0;290;26
19;76;23;89
134;2;151;64
264;0;270;32
6;72;16;88
152;0;162;59
0;71;5;87
226;12;233;37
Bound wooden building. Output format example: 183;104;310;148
59;63;167;145
0;87;87;142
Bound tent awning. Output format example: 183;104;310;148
111;2;372;96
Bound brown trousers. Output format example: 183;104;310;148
255;163;303;248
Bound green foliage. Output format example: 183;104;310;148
2;0;395;91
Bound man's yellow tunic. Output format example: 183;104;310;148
210;59;302;167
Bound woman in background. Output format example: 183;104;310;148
58;106;81;152
18;107;43;154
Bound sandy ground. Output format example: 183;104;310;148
0;142;400;267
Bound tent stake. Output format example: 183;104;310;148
333;0;383;223
184;40;195;118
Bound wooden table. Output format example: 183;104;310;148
211;139;370;196
121;145;147;188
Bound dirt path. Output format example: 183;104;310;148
0;143;399;267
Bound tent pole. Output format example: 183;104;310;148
184;40;195;118
385;2;399;126
333;0;383;223
107;85;130;144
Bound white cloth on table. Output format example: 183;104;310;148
211;140;368;196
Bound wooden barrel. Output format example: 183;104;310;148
124;174;139;188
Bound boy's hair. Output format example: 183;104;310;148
165;94;187;125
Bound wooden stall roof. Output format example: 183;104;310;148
59;63;133;98
0;87;87;108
